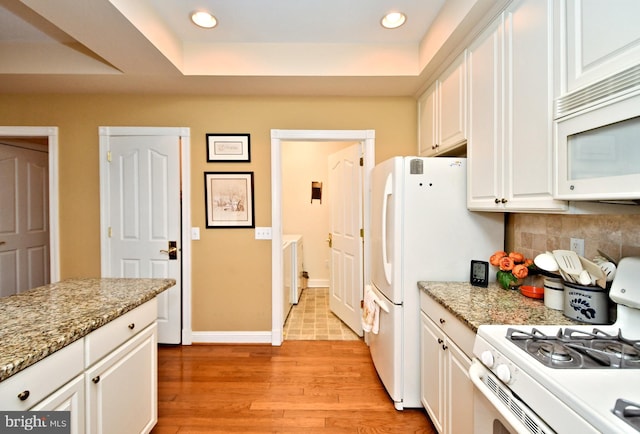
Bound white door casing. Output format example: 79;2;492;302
328;144;364;336
0;127;59;292
99;127;192;345
270;129;375;346
0;142;49;296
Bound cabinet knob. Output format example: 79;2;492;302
439;318;445;324
92;376;101;384
437;338;443;344
442;344;448;351
501;198;508;204
17;390;30;401
494;198;500;204
128;323;135;330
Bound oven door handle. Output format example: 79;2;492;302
469;360;536;433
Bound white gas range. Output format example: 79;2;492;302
470;257;640;434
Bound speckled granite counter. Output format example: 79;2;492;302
0;278;175;382
418;281;581;333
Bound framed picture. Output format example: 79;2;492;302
204;172;255;228
206;133;250;162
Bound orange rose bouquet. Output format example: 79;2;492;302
489;251;534;290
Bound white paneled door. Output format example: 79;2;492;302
0;143;49;297
100;130;182;344
328;144;363;336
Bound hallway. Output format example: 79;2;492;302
284;288;360;341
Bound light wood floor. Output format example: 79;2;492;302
151;341;437;433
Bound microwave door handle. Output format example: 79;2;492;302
469;361;533;433
381;174;393;285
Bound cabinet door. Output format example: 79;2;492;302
86;324;157;434
467;15;504;210
564;0;640;94
439;52;467;151
418;82;438;156
504;0;567;212
420;312;445;433
31;374;85;434
446;343;473;434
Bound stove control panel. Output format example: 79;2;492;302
473;336;521;386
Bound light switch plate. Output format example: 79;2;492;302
191;227;200;240
255;227;272;240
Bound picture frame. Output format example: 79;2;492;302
206;133;251;162
204;172;255;228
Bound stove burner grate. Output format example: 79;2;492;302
506;327;640;369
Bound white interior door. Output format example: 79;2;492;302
100;132;182;344
328;143;364;336
0;142;49;297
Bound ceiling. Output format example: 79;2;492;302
0;0;494;96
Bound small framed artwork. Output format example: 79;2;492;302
206;133;251;162
204;172;255;228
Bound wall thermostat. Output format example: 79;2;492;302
470;260;489;287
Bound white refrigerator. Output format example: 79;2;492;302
368;156;504;410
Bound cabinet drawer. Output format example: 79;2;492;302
420;291;475;357
85;299;157;367
0;339;84;411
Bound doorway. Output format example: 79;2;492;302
98;126;193;345
0;126;59;296
270;129;375;346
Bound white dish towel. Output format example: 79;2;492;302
362;285;380;334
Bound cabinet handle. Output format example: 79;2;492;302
128;323;135;330
439;318;445;324
17;390;30;401
442;344;448;351
494;198;500;204
437;338;443;344
501;198;508;204
92;376;100;384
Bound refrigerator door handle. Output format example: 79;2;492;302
381;174;393;284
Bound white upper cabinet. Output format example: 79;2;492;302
418;52;467;157
467;0;567;212
418;82;438;156
561;0;640;97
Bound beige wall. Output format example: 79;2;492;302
282;141;354;285
507;214;640;263
0;94;416;332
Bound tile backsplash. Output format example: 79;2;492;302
507;213;640;262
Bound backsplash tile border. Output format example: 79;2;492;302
507;213;640;262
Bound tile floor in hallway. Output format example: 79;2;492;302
284;287;361;341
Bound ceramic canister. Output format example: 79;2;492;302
543;277;564;311
563;281;610;324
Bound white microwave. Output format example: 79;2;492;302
554;90;640;202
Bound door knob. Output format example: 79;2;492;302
160;241;178;260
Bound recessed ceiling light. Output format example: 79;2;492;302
381;12;406;29
191;11;217;29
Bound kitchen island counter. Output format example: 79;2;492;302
418;281;580;333
0;278;175;382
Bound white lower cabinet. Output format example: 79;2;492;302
86;323;157;434
0;298;159;434
31;374;85;434
420;292;474;434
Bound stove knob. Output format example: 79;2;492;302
496;364;511;384
480;351;494;368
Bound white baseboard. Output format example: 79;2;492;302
190;331;272;344
308;278;329;288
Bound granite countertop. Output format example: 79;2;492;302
0;278;175;382
418;281;581;333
